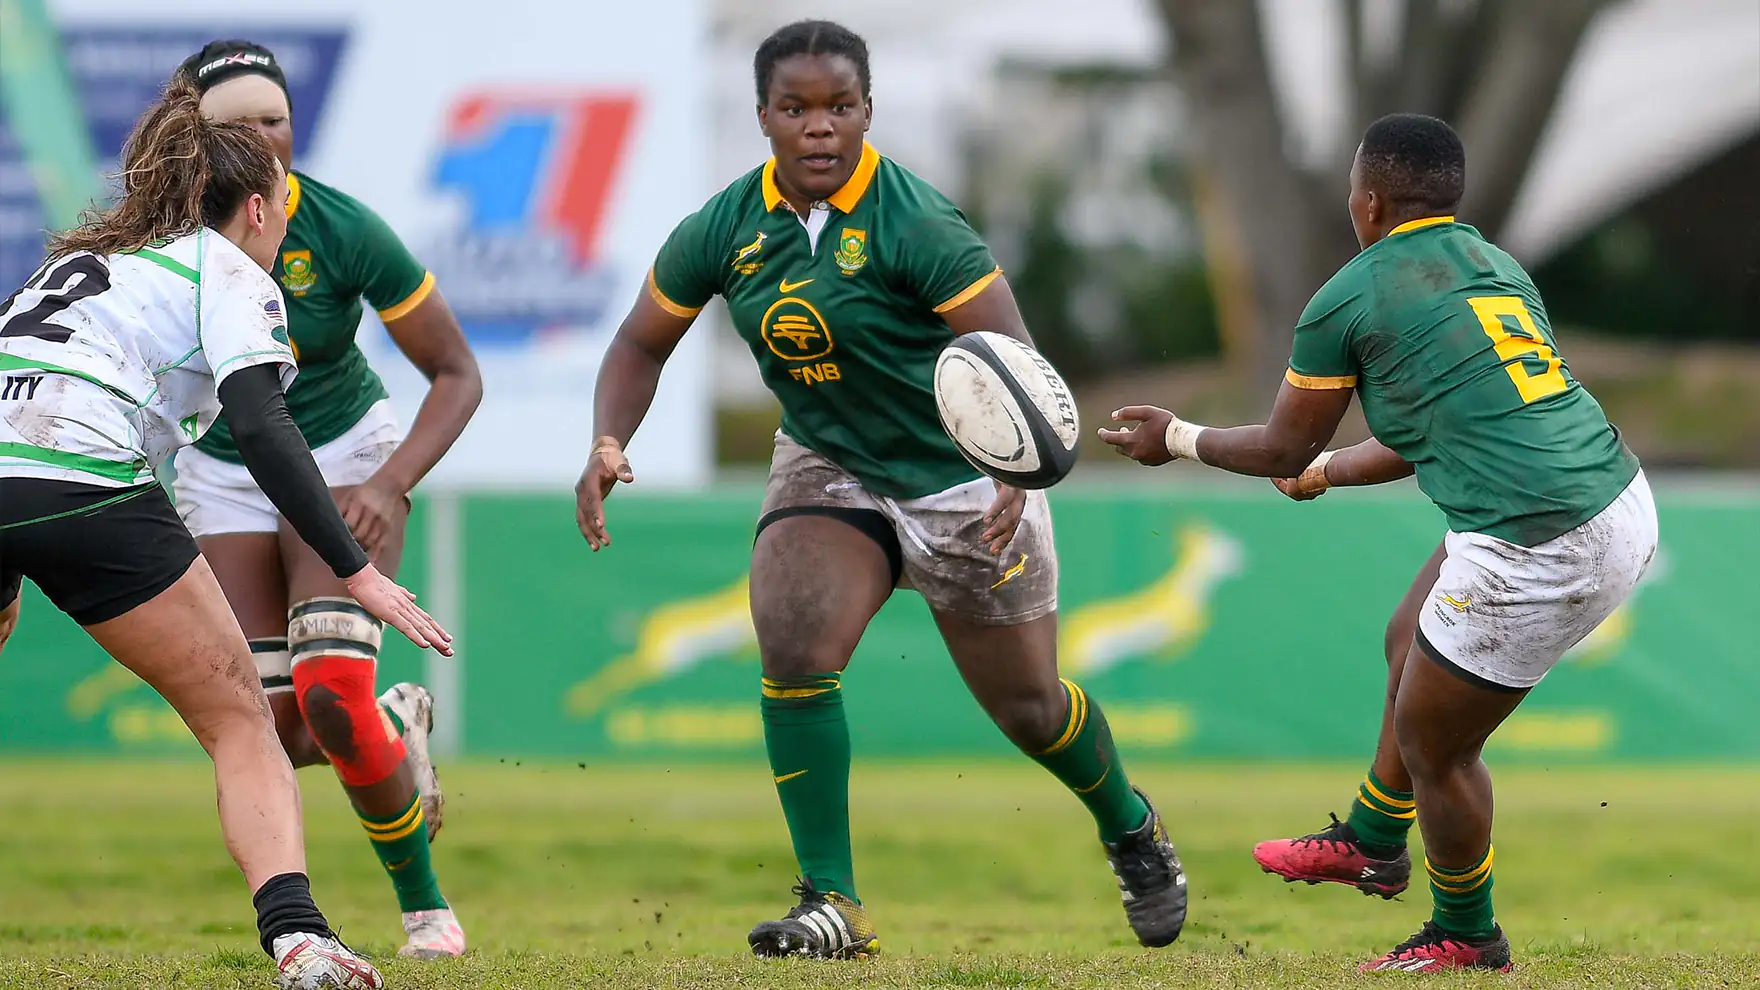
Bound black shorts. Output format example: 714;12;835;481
0;479;198;626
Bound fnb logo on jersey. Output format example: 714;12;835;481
426;91;640;345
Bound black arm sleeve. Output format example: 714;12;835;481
216;364;370;579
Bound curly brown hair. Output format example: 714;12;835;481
47;75;280;259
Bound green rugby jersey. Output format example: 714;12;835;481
1289;216;1639;546
649;143;999;498
195;170;432;462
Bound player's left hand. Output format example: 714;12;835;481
344;562;452;656
337;477;410;562
1097;405;1177;465
982;483;1027;555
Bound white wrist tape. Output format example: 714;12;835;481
1163;418;1208;461
1298;449;1335;493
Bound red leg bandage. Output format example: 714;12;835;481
288;598;404;787
292;655;405;786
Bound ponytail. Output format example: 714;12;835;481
47;75;278;259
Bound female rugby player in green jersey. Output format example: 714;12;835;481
1103;113;1655;973
171;40;481;960
575;20;1186;959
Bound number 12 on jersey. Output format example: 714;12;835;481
0;255;111;344
1468;295;1568;404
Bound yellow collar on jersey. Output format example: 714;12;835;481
763;142;881;214
285;172;303;221
1388;214;1455;236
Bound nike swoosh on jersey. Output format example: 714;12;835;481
774;769;809;784
779;277;815;293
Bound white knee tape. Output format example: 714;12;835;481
287;598;383;666
249;637;294;694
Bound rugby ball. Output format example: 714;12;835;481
933;331;1080;489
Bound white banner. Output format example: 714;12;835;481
42;0;711;491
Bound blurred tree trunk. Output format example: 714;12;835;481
1159;0;1324;387
1156;0;1616;396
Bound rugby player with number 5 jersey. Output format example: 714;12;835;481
1101;113;1657;974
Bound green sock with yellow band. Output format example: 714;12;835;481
1027;679;1149;842
1428;845;1497;940
360;792;447;913
761;673;858;901
1347;768;1417;853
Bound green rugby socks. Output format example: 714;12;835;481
761;673;858;901
360;792;447;913
1347;768;1416;854
1429;845;1497;940
1027;679;1150;842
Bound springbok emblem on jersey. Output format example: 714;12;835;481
834;228;867;275
731;231;767;275
1058;525;1245;675
281;250;316;295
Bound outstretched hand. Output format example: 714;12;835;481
344;563;452;655
1096;405;1177;466
575;437;636;551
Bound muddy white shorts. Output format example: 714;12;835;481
173;400;401;538
758;432;1058;625
1417;470;1658;690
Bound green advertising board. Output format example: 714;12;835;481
1;482;1753;761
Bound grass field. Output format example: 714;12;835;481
0;761;1755;989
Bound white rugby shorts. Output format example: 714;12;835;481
1417;470;1658;690
173;400;401;537
759;432;1059;625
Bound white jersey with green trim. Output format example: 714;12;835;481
0;228;296;488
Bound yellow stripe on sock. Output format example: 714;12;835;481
1033;680;1089;756
1427;847;1494;891
762;676;839;687
369;814;426;844
1429;874;1490;894
1361;786;1418;820
1428;846;1495;880
364;808;427;844
762;685;837;699
361;800;422;838
761;676;841;699
1362;776;1416;810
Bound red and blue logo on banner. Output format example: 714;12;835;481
427;92;640;345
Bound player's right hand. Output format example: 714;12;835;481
1271;450;1333;501
1271;476;1325;501
344;563;453;655
575;436;635;551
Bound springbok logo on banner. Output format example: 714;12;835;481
427;91;641;345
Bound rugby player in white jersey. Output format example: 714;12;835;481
0;77;449;990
